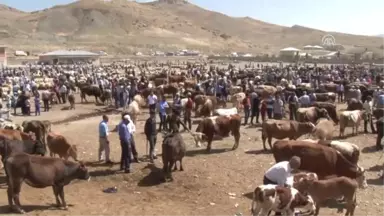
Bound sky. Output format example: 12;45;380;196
1;0;383;36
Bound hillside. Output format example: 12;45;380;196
0;0;382;55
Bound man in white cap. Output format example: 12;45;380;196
126;114;139;163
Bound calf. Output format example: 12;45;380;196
47;132;78;161
162;133;186;181
251;184;316;216
4;153;90;213
294;177;358;216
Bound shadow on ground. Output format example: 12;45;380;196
137;164;164;187
185;148;229;157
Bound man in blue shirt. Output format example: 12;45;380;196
118;114;132;173
98;115;112;164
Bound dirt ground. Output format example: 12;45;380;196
0;94;383;215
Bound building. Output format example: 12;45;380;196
279;47;300;57
38;50;100;65
0;46;7;67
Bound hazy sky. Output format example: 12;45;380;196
1;0;383;36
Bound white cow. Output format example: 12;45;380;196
213;107;238;116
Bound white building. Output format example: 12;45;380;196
39;50;100;65
279;47;300;57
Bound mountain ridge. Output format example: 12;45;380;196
0;0;382;55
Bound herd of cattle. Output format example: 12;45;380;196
1;63;384;215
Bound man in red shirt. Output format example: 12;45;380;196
184;92;193;130
243;92;251;125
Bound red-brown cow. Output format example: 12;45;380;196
272;140;368;188
191;115;241;152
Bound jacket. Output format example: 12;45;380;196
144;117;157;137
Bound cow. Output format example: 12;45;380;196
346;98;363;111
22;120;52;155
339;110;365;137
126;95;145;124
79;84;102;103
196;98;214;117
312;118;334;141
312;102;339;124
47;132;78;161
0;139;42;169
294;177;359;216
213;107;238;116
251;184;316;216
194;95;217;114
191;115;241;152
0;129;36;142
4;153;90;213
231;92;246;111
261;120;316;150
318;140;360;165
296;107;330;124
229;86;243;95
162;133;186;181
0;121;23;131
272;140;368;188
314;92;336;102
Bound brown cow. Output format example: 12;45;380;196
261;120;316;150
272;140;367;188
169;75;186;83
196;98;214;117
346;98;363;111
296;107;330;124
312;102;339;124
192;114;241;152
314;92;336;102
47;132;78;161
0;129;36;142
4;153;90;213
162;133;186;181
294;177;359;216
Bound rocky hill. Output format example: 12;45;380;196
0;0;382;55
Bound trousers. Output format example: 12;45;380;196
98;137;110;161
120;140;131;171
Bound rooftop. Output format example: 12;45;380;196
40;50;99;57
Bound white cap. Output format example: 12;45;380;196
123;115;130;120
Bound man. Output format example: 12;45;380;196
118;114;131;173
337;83;344;103
59;84;67;104
363;96;376;133
184;92;193;130
243;92;251;125
299;91;310;108
263;156;301;186
287;92;298;120
250;92;260;125
158;95;169;131
147;91;158;112
144;110;158;163
99;115;112;164
126;115;139;163
273;95;284;120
